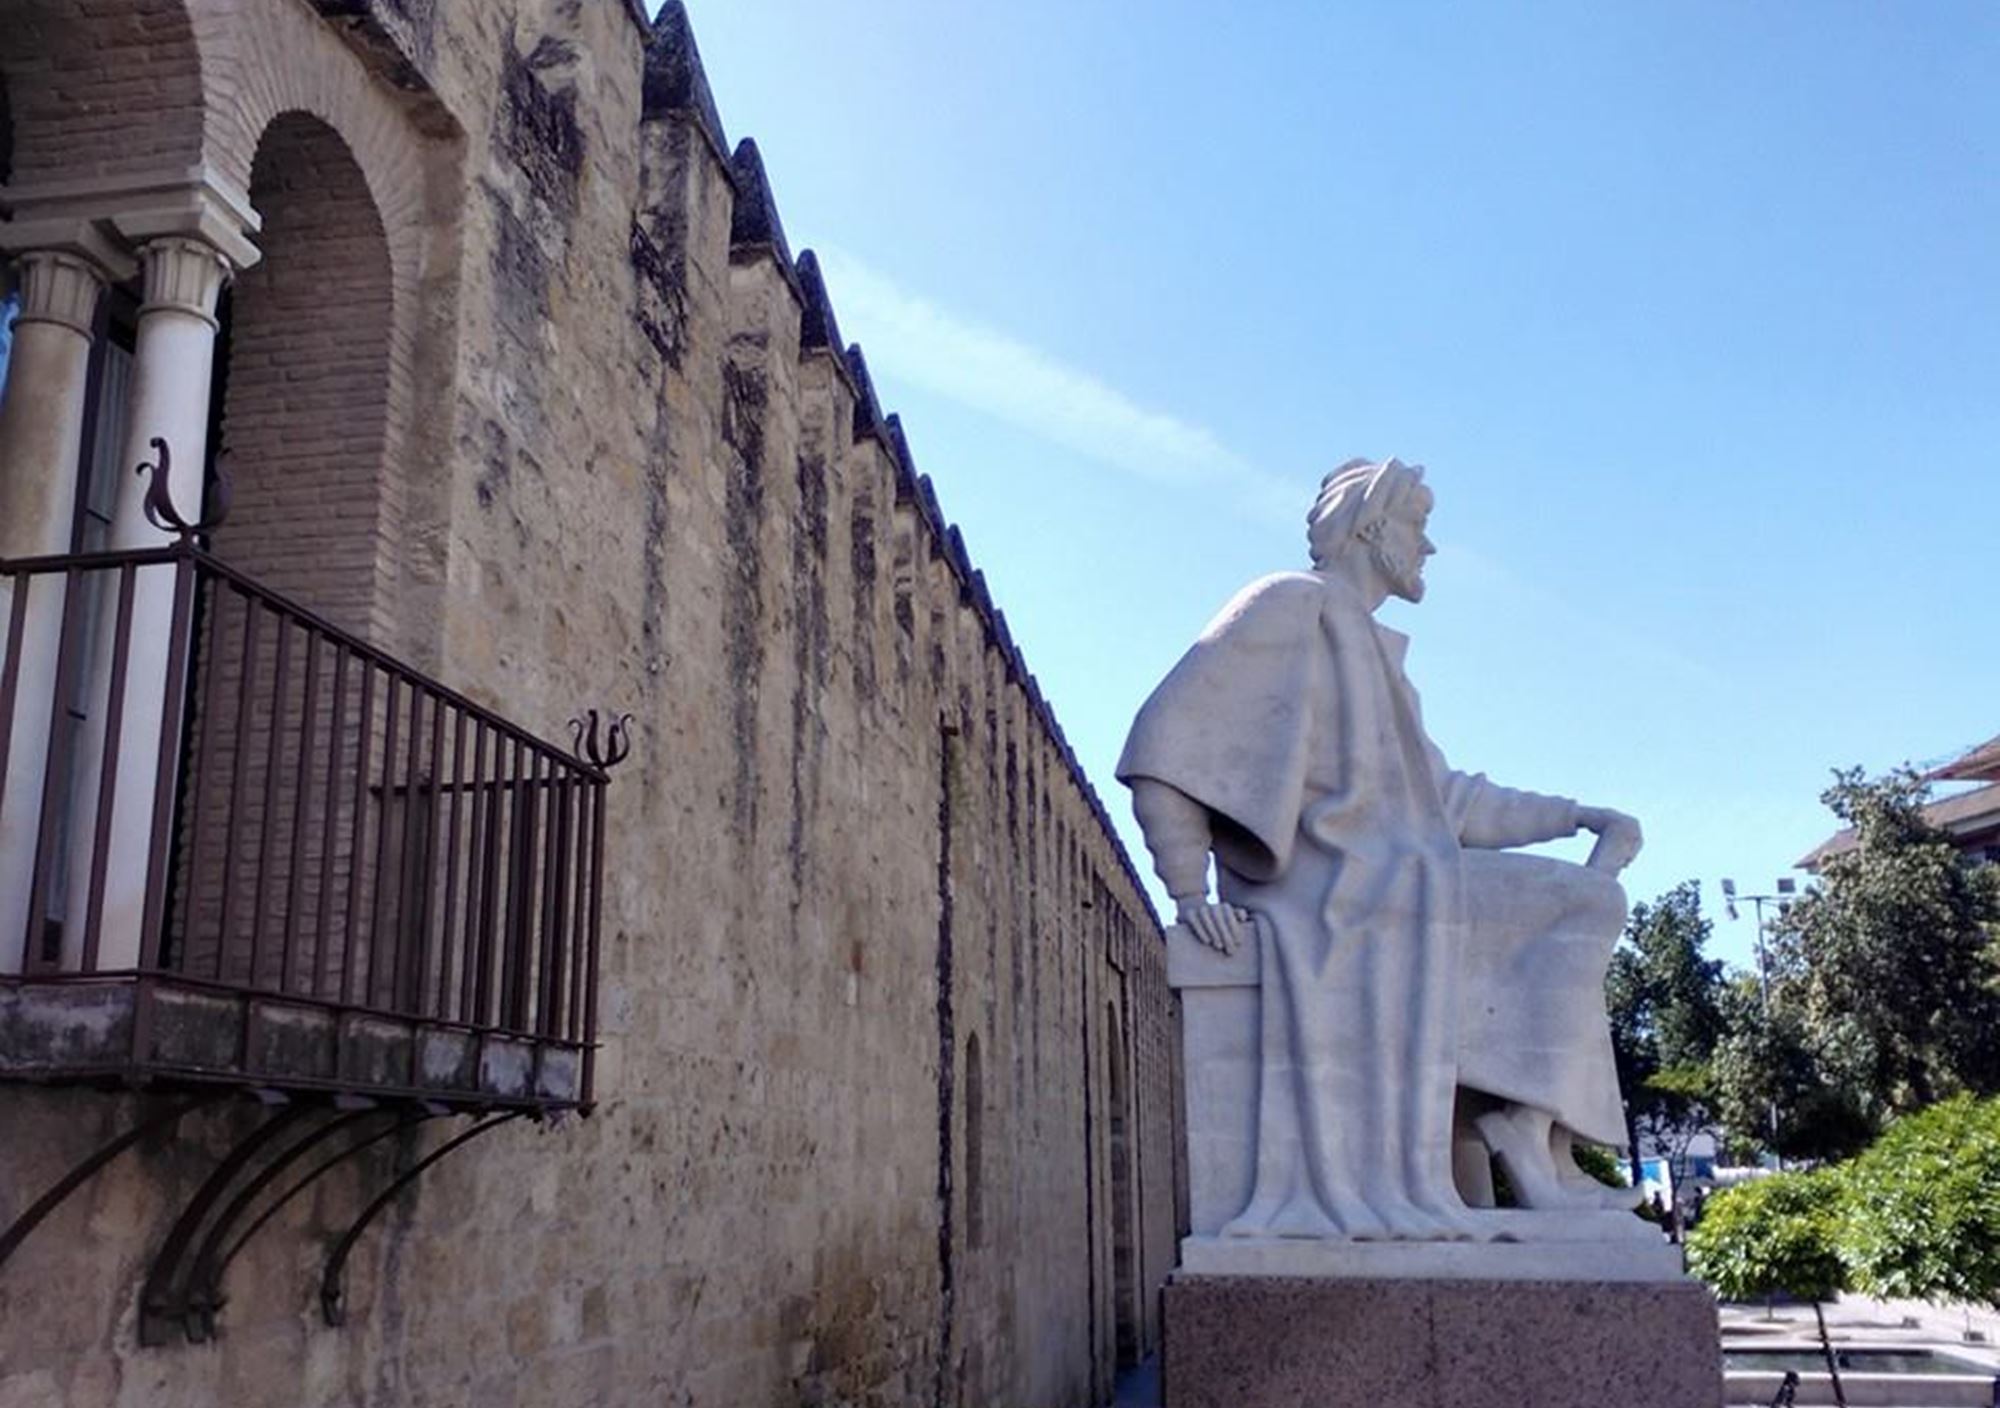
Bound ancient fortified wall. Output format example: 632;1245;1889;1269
0;2;1179;1404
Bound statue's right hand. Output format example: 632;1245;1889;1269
1176;897;1255;955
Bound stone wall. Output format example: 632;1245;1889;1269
0;3;1180;1406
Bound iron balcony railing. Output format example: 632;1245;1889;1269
0;524;623;1108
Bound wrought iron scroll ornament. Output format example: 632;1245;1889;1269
137;437;231;541
569;709;634;771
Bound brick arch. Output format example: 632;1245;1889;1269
214;112;395;638
188;0;428;322
187;0;458;653
0;0;207;185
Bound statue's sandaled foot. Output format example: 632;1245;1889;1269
1550;1125;1647;1211
1476;1109;1604;1212
1556;1168;1645;1211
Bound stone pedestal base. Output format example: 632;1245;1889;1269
1162;1274;1723;1408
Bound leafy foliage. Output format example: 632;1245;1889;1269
1839;1095;2000;1309
1569;1140;1627;1189
1713;768;2000;1159
1775;769;2000;1112
1686;1170;1849;1304
1605;881;1726;1167
1711;974;1875;1163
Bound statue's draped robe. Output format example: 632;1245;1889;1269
1118;571;1626;1237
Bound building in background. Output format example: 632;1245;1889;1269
1799;733;2000;871
0;3;1180;1404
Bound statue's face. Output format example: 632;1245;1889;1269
1372;490;1436;604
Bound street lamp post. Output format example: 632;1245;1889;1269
1722;876;1797;1169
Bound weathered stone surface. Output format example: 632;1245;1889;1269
1163;1275;1724;1408
0;3;1177;1406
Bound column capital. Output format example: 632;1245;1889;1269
12;250;112;337
0;217;140;292
135;236;233;329
1;162;261;277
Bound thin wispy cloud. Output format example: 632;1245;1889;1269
817;247;1298;517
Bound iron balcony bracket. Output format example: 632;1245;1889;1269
139;1095;316;1346
320;1110;525;1326
184;1105;438;1340
0;1093;225;1277
177;1104;398;1342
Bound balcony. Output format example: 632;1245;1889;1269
0;532;616;1113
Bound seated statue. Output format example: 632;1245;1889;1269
1118;457;1644;1242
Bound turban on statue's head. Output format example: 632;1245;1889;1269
1307;456;1426;568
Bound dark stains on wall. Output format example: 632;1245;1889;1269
465;414;534;551
787;450;829;906
629;219;689;370
933;726;958;1408
720;357;766;843
849;495;878;702
307;0;438;95
497;36;584;220
486;188;551;367
1006;739;1027;1103
640;433;672;692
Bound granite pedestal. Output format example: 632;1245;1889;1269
1163;1271;1724;1408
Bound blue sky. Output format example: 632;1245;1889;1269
670;2;1998;969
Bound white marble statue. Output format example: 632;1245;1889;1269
1119;457;1644;1244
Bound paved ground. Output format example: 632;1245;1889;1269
1112;1292;1998;1408
1721;1294;2000;1406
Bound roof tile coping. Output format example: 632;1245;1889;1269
846;343;891;450
643;2;732;178
727;138;803;300
795;251;857;397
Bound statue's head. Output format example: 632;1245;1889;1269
1307;457;1435;604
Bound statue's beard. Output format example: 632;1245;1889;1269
1372;538;1427;602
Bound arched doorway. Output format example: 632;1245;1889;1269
215;111;395;636
165;111;398;987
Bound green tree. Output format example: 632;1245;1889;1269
1688;1170;1853;1405
1711;973;1875;1164
1840;1095;2000;1310
1760;768;2000;1134
1605;882;1727;1188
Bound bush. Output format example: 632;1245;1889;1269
1686;1170;1848;1304
1570;1141;1626;1189
1840;1095;2000;1308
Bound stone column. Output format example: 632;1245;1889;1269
107;237;232;550
60;236;235;972
0;251;107;557
0;251;111;973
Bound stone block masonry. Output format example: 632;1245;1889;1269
0;2;1179;1406
1162;1276;1724;1408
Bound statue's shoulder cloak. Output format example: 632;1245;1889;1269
1118;571;1381;883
